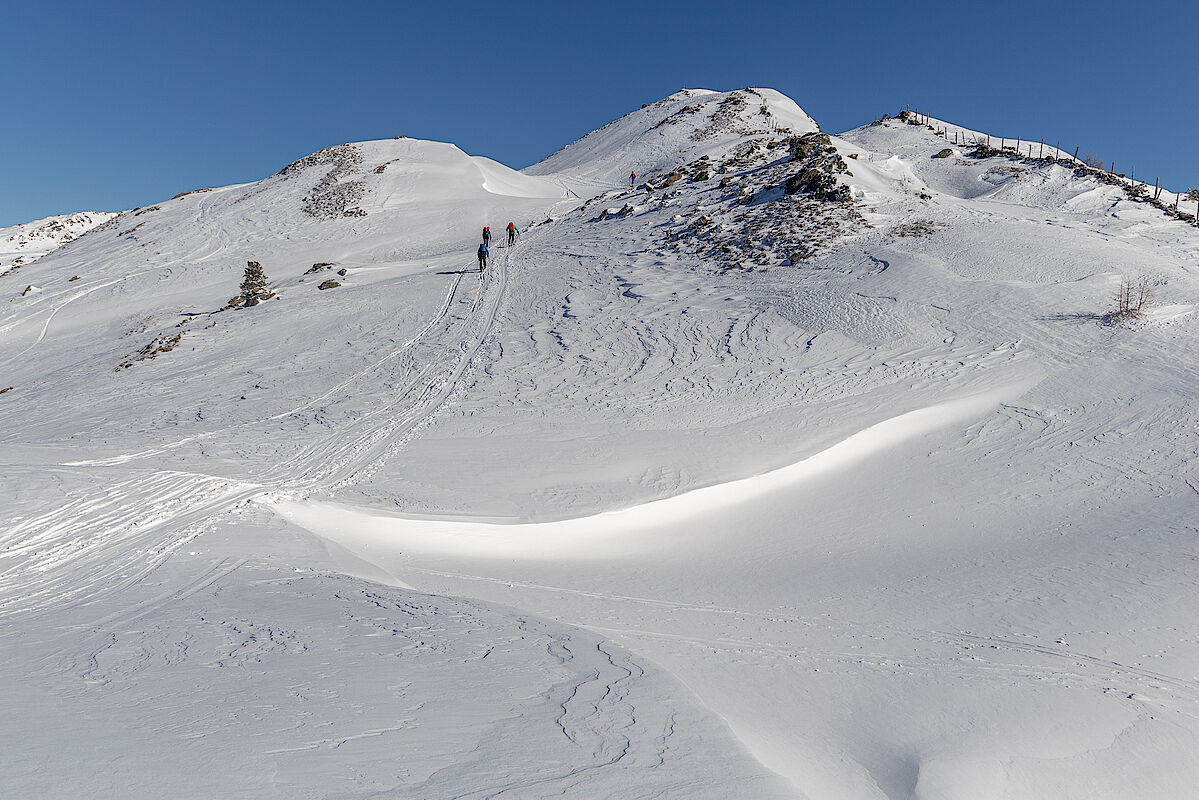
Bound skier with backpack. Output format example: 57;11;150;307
630;171;636;187
506;222;517;246
477;242;489;271
482;226;491;246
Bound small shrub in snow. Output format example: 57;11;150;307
1111;277;1152;322
225;261;274;309
1081;152;1105;169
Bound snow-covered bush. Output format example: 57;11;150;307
225;261;274;309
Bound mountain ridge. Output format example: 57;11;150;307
3;86;1199;800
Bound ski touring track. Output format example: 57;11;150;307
0;243;514;618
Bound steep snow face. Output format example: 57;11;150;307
525;87;819;189
357;138;567;206
0;211;116;274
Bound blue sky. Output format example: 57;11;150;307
4;0;1197;226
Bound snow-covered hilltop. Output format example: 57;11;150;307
3;88;1198;800
526;87;819;188
0;210;116;275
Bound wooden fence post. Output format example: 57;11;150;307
1074;145;1079;162
1153;177;1160;201
1039;139;1044;159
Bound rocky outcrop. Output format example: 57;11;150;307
279;144;368;220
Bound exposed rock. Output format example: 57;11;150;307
893;219;948;237
788;132;832;161
933;148;954;159
118;332;183;370
784;168;851;202
318;280;341;290
280;144;368;220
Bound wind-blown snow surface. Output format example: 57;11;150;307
4;90;1199;799
0;211;116;274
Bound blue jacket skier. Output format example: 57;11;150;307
477;243;489;271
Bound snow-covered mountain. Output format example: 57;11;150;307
3;88;1198;800
0;210;116;275
526;87;819;188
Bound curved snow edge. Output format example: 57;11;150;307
268;374;1043;559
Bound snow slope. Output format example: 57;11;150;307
0;210;116;274
525;87;819;190
4;92;1199;799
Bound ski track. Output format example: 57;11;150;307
6;97;1199;799
0;250;502;616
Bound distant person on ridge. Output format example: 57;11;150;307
477;242;489;271
507;222;517;246
630;171;636;187
482;226;491;246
